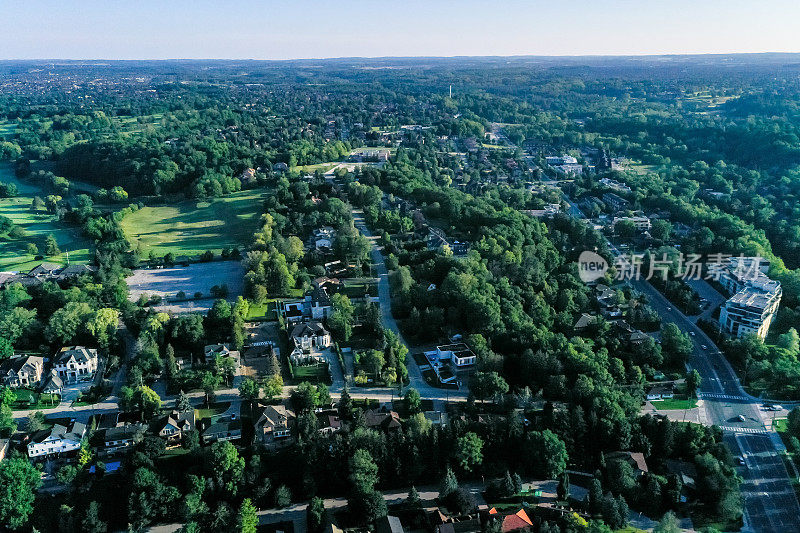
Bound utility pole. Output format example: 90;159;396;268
449;85;452;98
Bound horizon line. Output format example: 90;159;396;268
3;51;800;62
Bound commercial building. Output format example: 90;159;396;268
718;257;781;340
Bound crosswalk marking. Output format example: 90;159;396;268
699;393;747;401
718;426;768;435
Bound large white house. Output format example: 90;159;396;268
434;343;477;367
291;321;332;352
27;420;86;458
54;346;99;384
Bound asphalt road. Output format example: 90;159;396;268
560;193;800;532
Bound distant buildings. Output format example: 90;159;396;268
602;192;630;212
612;215;651;231
718;257;781;340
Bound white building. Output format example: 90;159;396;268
612;216;651;231
53;346;99;384
435;343;476;367
27;420;86;458
718;257;781;340
291;321;332;352
719;286;781;340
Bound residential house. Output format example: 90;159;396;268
646;382;675;400
573;313;598;332
53;346;99;384
607;451;649;477
254;404;296;449
317;410;342;437
375;515;405;533
365;409;402;432
291;321;332;352
0;355;44;389
434;343;476;367
27;420;86;459
101;423;147;453
204;344;241;368
152;410;195;443
41;370;64;395
487;508;534;532
202;417;242;444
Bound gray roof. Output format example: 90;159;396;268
291;321;328;339
54;346;97;365
30;420;86;443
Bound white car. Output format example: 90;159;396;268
738;414;746;422
689;331;696;336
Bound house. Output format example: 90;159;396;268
27;420;86;458
435;343;476;367
646;382;675;400
0;355;44;388
28;262;62;279
365;409;402;432
607;451;649;476
204;344;241;368
202;417;242;444
101;422;147;453
273;162;289;172
152;410;195;443
487;508;534;532
375;515;404;533
40;369;64;395
291;321;332;352
602;192;630;212
254;404;296;449
317;410;342;436
53;346;99;384
56;264;97;280
573;313;598;331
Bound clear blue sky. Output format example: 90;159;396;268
3;0;800;59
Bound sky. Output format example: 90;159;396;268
2;0;800;60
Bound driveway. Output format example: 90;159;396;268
352;209;468;400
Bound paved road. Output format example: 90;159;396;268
352;209;468;400
559;192;800;532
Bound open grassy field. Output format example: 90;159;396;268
121;189;266;256
0;164;93;272
0;120;17;138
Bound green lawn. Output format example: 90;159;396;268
0;164;93;271
195;401;231;421
775;418;788;432
650;398;698;410
120;189;267;256
290;362;330;384
0;121;16;138
245;300;277;321
11;389;61;411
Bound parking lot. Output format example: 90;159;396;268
126;261;245;312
